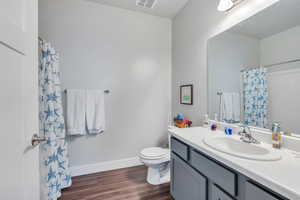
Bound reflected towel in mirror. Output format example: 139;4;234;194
220;92;240;123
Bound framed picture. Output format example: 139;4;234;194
180;84;193;105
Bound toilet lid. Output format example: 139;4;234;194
140;147;169;159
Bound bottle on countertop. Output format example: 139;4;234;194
214;113;218;121
272;122;282;149
203;114;210;128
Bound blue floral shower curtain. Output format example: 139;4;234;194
39;39;72;200
242;68;268;128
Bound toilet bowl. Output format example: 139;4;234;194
139;147;170;185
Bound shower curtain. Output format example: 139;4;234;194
242;68;268;128
39;39;72;200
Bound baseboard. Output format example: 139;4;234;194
70;156;143;177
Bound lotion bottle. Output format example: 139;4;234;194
272;122;282;149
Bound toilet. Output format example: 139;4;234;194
139;147;170;185
139;130;175;185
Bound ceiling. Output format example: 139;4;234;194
87;0;189;19
230;0;300;39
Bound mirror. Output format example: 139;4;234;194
208;0;300;135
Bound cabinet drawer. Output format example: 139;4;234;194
212;185;234;200
245;182;282;200
171;137;189;161
190;149;237;196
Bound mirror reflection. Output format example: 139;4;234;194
208;0;300;135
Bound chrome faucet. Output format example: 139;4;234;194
238;125;260;144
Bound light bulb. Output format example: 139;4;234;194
217;0;234;12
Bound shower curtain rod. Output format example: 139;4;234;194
241;58;300;72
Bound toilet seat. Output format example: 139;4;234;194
139;132;172;185
140;147;169;160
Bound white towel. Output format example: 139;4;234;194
66;89;86;135
220;93;233;122
86;90;105;134
220;92;240;123
232;93;240;122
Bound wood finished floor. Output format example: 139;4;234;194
59;165;173;200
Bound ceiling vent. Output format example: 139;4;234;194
136;0;157;9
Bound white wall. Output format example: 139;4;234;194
39;0;171;167
208;32;260;118
260;25;300;66
260;25;300;133
172;0;278;125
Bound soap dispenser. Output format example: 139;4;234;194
272;122;282;149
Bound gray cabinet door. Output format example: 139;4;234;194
171;153;207;200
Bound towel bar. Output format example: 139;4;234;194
64;89;110;94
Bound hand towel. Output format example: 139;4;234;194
220;93;233;122
232;93;241;122
66;89;86;135
86;90;105;134
220;92;240;123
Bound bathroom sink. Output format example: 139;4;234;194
203;135;281;161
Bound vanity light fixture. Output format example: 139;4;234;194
136;0;157;9
217;0;244;12
217;0;234;12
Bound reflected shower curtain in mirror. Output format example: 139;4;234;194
39;39;72;200
242;68;268;128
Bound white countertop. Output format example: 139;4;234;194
169;127;300;200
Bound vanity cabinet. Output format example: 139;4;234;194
170;137;288;200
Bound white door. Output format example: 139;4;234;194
0;0;39;199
